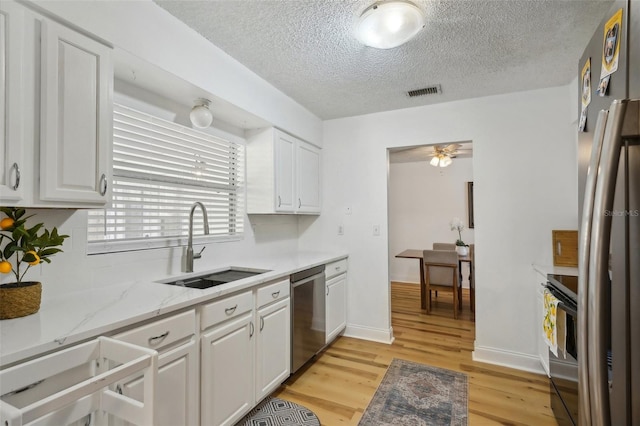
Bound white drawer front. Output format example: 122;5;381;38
326;258;347;279
200;290;253;330
115;310;196;350
256;279;290;308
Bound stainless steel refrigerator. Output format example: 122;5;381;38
578;1;640;425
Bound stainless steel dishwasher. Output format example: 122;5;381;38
290;265;326;374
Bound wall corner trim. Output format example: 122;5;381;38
343;324;394;344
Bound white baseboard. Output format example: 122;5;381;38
343;324;394;344
473;345;547;375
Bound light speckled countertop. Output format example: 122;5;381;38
0;251;347;367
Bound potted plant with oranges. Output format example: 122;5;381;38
0;207;68;319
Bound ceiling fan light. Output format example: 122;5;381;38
430;156;440;167
190;99;213;128
356;1;426;49
440;155;452;167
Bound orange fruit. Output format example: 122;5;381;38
0;217;14;230
24;250;40;266
0;261;11;274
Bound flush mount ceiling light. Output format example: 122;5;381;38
356;1;426;49
190;98;213;128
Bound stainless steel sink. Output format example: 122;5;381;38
158;267;270;289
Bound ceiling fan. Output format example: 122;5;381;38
429;144;463;167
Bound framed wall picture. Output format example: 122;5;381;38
467;181;474;229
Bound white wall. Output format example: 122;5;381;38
298;85;578;370
389;157;474;285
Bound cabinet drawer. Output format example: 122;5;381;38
115;310;196;351
256;279;290;308
326;258;347;279
200;290;253;330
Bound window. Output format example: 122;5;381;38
88;103;244;254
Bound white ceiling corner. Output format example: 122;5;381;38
154;0;613;120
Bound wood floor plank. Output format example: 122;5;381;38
273;282;559;425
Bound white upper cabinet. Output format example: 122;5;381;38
0;1;113;208
247;127;321;214
0;1;24;202
39;18;112;205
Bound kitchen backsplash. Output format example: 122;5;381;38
0;209;301;302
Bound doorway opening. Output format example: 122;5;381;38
387;142;475;323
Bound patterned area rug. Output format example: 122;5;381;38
236;396;321;426
359;358;468;426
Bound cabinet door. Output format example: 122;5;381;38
296;141;321;213
0;1;24;202
111;340;198;426
201;312;254;426
274;130;295;212
256;298;290;401
39;18;112;204
326;274;347;344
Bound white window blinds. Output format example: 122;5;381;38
88;103;244;253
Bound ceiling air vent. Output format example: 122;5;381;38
407;85;442;98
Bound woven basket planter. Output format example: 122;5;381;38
0;281;42;319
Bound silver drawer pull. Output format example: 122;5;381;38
225;304;238;315
11;162;20;191
99;173;108;196
335;266;341;271
148;331;169;345
271;290;280;298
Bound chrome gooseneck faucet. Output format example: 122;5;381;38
185;201;210;272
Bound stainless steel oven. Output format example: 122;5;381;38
546;275;579;426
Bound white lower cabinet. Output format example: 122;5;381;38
0;337;157;426
111;310;198;426
200;291;255;426
325;258;348;344
255;287;290;401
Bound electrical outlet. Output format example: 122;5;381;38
338;225;344;235
373;225;380;236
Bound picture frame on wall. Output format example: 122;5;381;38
467;182;474;228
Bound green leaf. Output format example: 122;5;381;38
15;208;26;220
40;248;63;257
3;242;18;259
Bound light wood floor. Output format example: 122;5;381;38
273;282;560;425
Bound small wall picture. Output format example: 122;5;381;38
467;181;474;229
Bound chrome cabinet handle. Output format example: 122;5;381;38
278;195;282;207
148;331;169;345
99;173;107;196
271;290;280;298
298;198;301;208
225;304;238;315
260;316;264;331
115;384;123;395
10;162;20;190
326;285;329;296
249;321;254;338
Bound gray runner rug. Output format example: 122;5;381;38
359;358;468;426
236;396;321;426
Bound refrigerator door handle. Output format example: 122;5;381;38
587;99;629;426
578;109;609;426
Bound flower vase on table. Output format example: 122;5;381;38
450;217;470;257
0;207;68;319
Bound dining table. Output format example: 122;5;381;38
395;249;474;313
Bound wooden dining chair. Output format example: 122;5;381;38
433;243;456;251
423;250;460;319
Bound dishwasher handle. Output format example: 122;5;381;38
291;272;325;288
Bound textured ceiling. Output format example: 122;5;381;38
155;0;613;120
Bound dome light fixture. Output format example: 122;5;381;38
356;1;426;49
430;154;453;167
190;98;213;128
